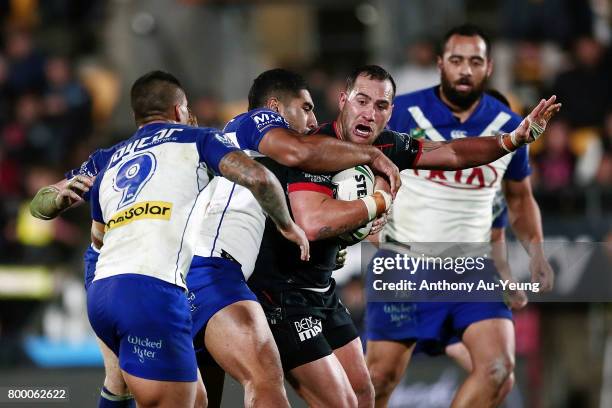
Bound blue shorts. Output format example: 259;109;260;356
366;301;512;355
186;256;258;352
83;245;99;290
87;274;197;382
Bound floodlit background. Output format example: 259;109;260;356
0;0;611;407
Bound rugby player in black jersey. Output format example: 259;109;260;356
248;65;560;408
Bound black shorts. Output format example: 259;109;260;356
253;281;359;371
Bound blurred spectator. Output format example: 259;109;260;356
500;0;593;45
512;40;547;106
532;119;577;191
552;36;611;128
392;39;439;94
43;55;92;152
596;110;612;186
4;29;46;96
0;55;10;126
2;93;56;164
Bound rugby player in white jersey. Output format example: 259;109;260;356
365;25;556;408
247;65;559;408
82;70;308;408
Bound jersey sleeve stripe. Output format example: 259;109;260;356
287;182;333;197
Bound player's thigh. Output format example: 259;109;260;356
461;318;515;372
334;337;372;392
122;370;196;408
204;299;282;381
366;339;415;383
445;341;473;372
324;303;369;391
288;354;357;408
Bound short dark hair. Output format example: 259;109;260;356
248;69;309;110
130;70;184;123
441;24;491;57
345;65;396;99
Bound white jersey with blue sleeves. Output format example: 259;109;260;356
193;109;291;279
90;122;239;288
386;87;530;243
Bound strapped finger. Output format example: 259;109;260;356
75;175;94;187
68;181;89;193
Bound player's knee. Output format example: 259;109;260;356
369;364;402;396
354;379;375;407
482;355;515;389
322;387;358;408
349;370;375;406
499;372;515;398
194;381;207;408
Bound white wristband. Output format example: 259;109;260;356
359;195;378;221
375;190;392;211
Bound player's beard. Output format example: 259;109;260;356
440;73;485;110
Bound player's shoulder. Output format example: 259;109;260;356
223;108;288;132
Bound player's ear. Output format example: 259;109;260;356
437;55;443;72
266;97;280;113
174;104;188;124
338;91;347;111
486;58;493;78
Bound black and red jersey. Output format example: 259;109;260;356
248;122;422;291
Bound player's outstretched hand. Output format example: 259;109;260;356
512;95;562;145
529;252;554;292
277;221;310;261
370;152;401;198
55;175;95;210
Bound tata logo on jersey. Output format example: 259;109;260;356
105;201;172;231
414;165;499;189
251;112;288;131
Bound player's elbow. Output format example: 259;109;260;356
280;137;312;168
244;165;275;192
294;215;324;241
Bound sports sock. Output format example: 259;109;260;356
98;386;135;408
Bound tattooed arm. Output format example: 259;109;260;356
218;151;309;260
415;96;561;170
289;191;371;241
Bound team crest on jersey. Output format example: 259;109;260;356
106;201;172;231
409;127;426;139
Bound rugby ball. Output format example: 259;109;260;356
332;165;375;245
